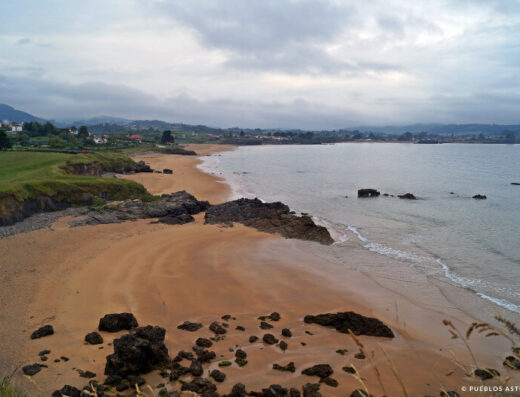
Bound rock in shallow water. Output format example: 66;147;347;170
204;198;334;245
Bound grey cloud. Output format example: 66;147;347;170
17;38;31;45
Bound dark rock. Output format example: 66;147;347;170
281;328;292;337
236;325;245;331
249;335;259;343
77;369;96;378
204;198;334;245
192;346;216;363
181;377;218;395
30;325;54;339
177;321;203;332
22;363;43;376
196;337;213;348
163;169;173;174
357;189;380;198
260;321;274;329
303;311;394;338
320;377;338;387
279;341;288;351
85;331;104;345
350;390;373;397
263;334;278;345
173;350;194;362
398;193;416;200
189;360;203;376
38;349;51;356
235;349;247;359
473;368;500;380
503;356;520;370
472;194;487;200
302;383;322;397
289;388;301;397
210;321;227;334
273;362;296;373
209;369;226;382
302;364;333;379
98;313;138;332
230;383;247;397
104;325;170;378
54;385;81;397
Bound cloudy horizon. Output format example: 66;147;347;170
1;0;520;129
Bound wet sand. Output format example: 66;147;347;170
0;144;518;396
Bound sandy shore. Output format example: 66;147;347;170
0;144;518;396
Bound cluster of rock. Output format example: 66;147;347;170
69;191;210;227
204;198;334;245
357;188;490;201
23;310;487;397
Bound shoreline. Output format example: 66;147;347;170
0;144;518;396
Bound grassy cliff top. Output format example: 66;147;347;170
0;151;150;201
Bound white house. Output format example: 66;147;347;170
10;122;23;133
93;135;108;144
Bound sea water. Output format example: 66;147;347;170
201;143;520;316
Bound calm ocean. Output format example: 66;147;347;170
201;143;520;315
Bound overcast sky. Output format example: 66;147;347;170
1;0;520;128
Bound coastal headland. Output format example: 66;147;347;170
0;145;518;396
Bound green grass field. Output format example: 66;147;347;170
0;151;151;202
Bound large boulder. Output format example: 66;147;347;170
98;313;138;332
398;193;416;200
205;198;334;245
304;311;394;338
104;325;170;378
357;189;380;198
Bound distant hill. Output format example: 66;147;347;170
351;123;520;136
0;104;46;123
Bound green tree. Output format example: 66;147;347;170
161;130;174;144
49;136;67;148
78;126;89;139
0;130;12;150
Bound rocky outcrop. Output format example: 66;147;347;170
61;159;153;176
98;313;138;332
0;193;94;227
304;312;394;338
104;325;170;378
357;189;380;197
398;193;416;200
70;191;210;227
204;198;334;245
